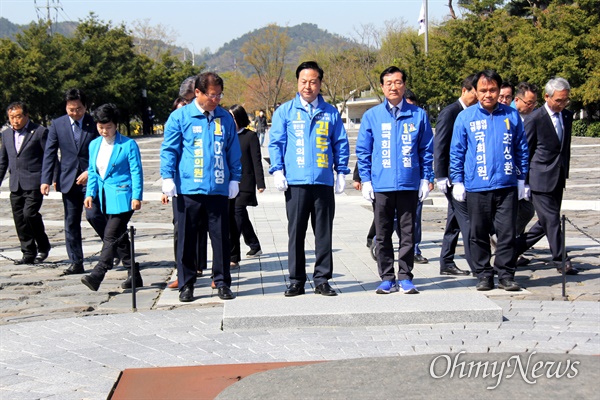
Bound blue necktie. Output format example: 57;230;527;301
73;120;82;148
554;113;563;142
392;106;399;119
308;103;313;117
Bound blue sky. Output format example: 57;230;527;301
1;0;457;53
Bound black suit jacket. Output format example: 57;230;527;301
41;113;99;193
434;100;464;180
525;106;572;192
0;121;48;192
235;128;266;207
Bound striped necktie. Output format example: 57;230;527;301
392;106;399;119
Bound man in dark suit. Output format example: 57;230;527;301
0;102;51;264
40;89;107;275
516;77;578;274
434;74;478;276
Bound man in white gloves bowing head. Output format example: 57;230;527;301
356;66;434;295
450;69;529;292
161;72;241;302
268;61;350;297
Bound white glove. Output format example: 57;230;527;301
273;170;288;191
523;184;531;201
361;181;374;203
517;180;525;200
452;182;466;202
162;178;177;197
228;181;240;199
335;173;345;194
418;179;430;202
436;177;450;194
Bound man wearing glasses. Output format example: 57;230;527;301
161;72;242;302
514;82;538;118
499;82;514;106
516;77;578;275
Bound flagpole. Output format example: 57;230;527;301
424;0;429;55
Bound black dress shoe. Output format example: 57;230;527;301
554;260;580;275
314;282;337;296
498;278;521;291
14;257;35;265
179;284;194;302
81;274;102;291
516;256;530;267
414;254;429;264
63;264;85;275
440;266;470;276
218;286;235;300
112;258;121;268
121;272;144;289
476;277;494;291
284;283;305;297
35;251;50;263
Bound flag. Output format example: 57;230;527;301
418;0;426;36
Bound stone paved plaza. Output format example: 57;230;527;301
0;134;598;399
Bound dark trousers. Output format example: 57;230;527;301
516;200;535;237
172;200;207;270
176;194;230;289
467;188;517;280
285;185;334;286
62;184;106;265
440;188;475;272
234;205;261;253
96;211;134;272
229;199;241;263
517;185;564;260
413;200;423;254
10;189;50;257
374;191;418;281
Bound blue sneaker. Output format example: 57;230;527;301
399;279;418;294
376;280;398;294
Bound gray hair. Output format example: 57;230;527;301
545;77;570;97
179;76;196;98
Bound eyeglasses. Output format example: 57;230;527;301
516;97;536;107
203;92;224;100
383;81;404;88
498;95;513;101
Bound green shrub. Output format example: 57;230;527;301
586;122;600;137
572;120;587;136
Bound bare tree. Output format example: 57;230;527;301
241;24;290;117
349;23;383;102
130;18;177;61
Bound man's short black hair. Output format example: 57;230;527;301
501;81;515;95
195;72;224;93
474;70;502;90
229;104;251;128
64;88;88;106
404;88;418;105
93;103;120;124
515;82;539;97
296;61;323;80
6;101;28;115
379;66;407;85
462;74;477;91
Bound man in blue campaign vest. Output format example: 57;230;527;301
356;66;434;295
269;61;350;297
450;69;529;292
161;72;242;302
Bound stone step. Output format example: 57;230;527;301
222;291;502;330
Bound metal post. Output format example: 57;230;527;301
129;226;137;312
561;215;567;300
